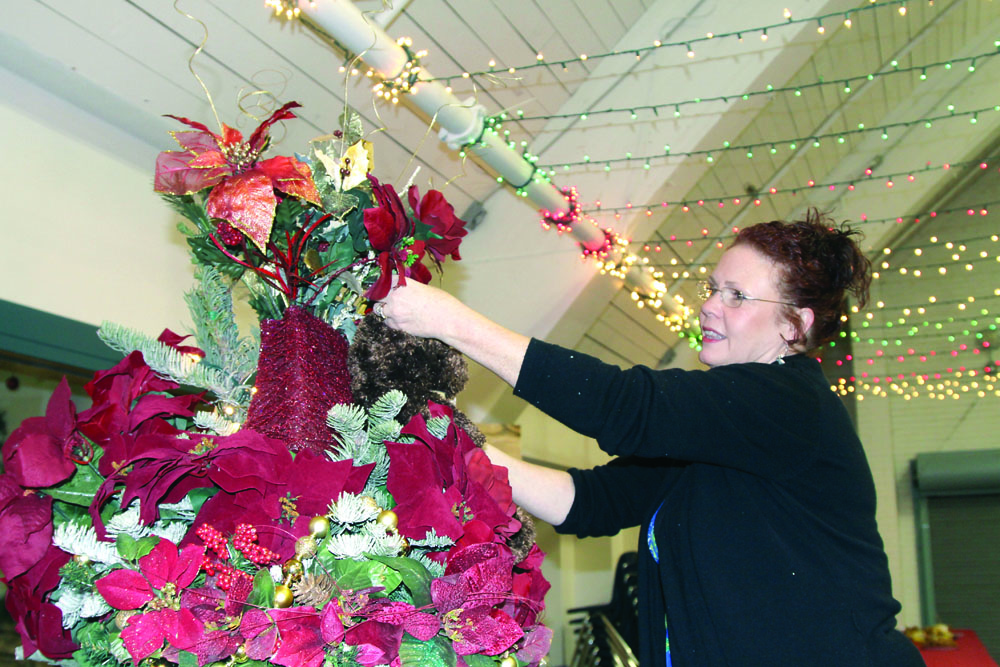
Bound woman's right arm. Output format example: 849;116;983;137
483;443;575;526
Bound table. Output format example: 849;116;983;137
918;629;998;667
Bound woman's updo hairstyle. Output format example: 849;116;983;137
732;209;872;350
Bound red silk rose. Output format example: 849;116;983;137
408;186;468;264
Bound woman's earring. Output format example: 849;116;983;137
775;340;789;365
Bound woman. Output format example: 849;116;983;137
376;212;924;666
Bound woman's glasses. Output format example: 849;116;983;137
697;281;796;308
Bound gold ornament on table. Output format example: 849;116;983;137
904;623;957;648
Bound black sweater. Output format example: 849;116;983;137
513;339;924;666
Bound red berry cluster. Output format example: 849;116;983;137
214;563;252;591
215;221;244;246
197;524;229;558
233;523;279;565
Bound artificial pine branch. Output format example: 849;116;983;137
52;523;123;567
98;321;250;409
425;416;451;440
368;390;406;423
327;403;367;447
184;267;258;383
193;408;243;436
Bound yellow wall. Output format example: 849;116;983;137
1;69;193;334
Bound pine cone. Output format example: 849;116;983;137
293;572;335;607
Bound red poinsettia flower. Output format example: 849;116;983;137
89;428;293;540
363;175;415;300
2;541;76;660
2;378;79;489
188;450;373;560
78;350;202;478
153;101;320;252
0;475;56;582
96;539;206;661
408;185;468;264
385;403;520;561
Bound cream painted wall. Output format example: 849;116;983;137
0;67;194;335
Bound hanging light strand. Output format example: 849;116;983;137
424;0;919;85
488;50;999;126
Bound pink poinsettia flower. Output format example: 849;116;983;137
407;185;468;265
430;542;524;656
385;403;519;555
363;175;415;300
96;539;206;661
180;577;253;665
153;101;320;251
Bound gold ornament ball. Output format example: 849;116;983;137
274;584;294;608
376;509;398;531
308;515;330;538
282;558;304;581
73;554;92;566
232;645;248;664
500;656;517;667
295;535;317;561
399;536;410;555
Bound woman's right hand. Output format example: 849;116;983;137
377;279;466;341
377;280;530;388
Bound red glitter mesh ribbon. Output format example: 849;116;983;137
243;306;353;455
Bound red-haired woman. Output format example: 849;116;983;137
377;211;924;666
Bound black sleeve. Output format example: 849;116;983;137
514;338;825;479
555;456;687;538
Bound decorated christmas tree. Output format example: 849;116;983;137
0;101;550;667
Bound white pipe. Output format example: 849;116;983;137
297;0;670;304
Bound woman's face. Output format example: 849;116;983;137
698;244;799;368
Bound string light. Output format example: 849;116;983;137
484;51;997;128
423;0;917;85
370;38;426;104
579;157;997;215
533;105;996;172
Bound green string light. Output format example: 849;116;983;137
534;105;995;171
480;50;996;126
425;0;917;85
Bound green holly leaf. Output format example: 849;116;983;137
327;559;402;595
248;568;275;610
44;453;104;506
462;656;497;667
398;635;456;667
366;554;433;608
116;534;159;561
340;107;364;145
177;650;199;667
